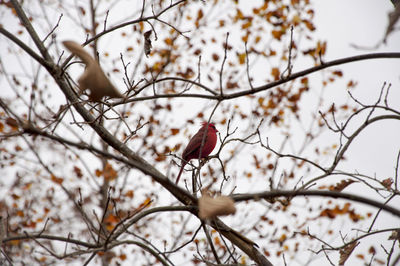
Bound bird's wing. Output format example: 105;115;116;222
182;129;208;160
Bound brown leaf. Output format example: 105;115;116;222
212;53;219;61
73;166;83;179
339;241;359;265
330;179;357;192
388;229;400;241
242;20;252;29
170;128;180;135
271;67;280;81
332;70;343;77
51;174;64;184
63;41;123;102
164;38;173;46
103;163;118;181
381;178;393;189
238;53;246;64
125;190;134;198
143;30;152;57
6;117;18;130
271;30;284;40
320;203;362;222
198;193;236;219
195;9;204;27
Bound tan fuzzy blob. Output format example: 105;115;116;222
63;41;123;102
198;193;236;219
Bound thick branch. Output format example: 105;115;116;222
231;190;400;217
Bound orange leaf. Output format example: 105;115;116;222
271;67;280;80
303;19;316;31
234;8;244;22
10;239;20;246
105;214;119;224
95;169;102;177
125;190;134;198
195;9;203;27
139;197;152;208
164;38;173;46
279;233;287;243
238;53;246;64
103;163;118;181
242;21;252;29
51;174;63;184
170;128;180;135
271;30;284;40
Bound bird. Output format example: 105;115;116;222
176;122;218;184
63;41;123;102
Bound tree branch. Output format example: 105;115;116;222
231;190;400;217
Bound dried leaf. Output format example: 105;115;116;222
125;190;134;198
381;178;393;189
330;179;357;192
198;193;236;219
212;53;219;61
320;203;362;222
164;38;173;46
271;67;280;81
242;20;252;29
271;29;284;40
143;30;152;57
6;117;18;130
63;41;123;102
238;53;246;64
339;241;359;265
103;163;118;181
73;166;83;179
388;229;400;241
51;174;64;184
170;128;180;135
332;70;343;77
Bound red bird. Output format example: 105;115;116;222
176;122;218;184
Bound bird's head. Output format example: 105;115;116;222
202;122;218;132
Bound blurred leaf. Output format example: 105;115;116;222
170;128;180;135
238;53;246;64
271;67;280;80
51;174;64;184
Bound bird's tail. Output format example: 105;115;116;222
176;162;186;184
63;41;95;66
